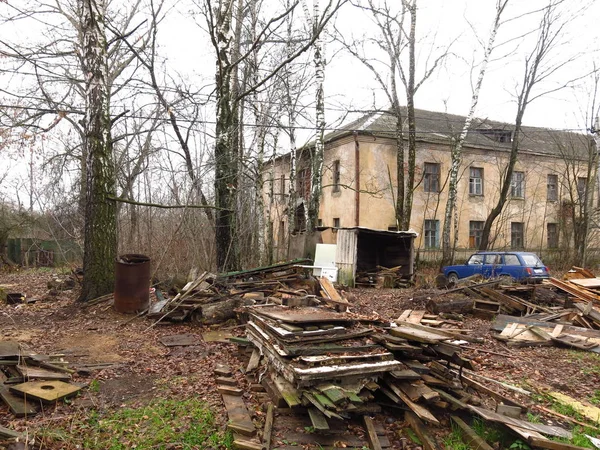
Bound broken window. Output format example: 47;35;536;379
332;160;340;193
469;221;484;248
547;223;558;248
424;163;440;193
297;168;311;201
511;222;524;249
333;217;340;228
424;219;439;248
577;177;587;203
511;171;525;198
547;174;558;202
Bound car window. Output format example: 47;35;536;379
504;254;520;265
484;254;501;264
467;254;483;265
521;254;542;266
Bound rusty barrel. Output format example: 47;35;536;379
114;254;150;313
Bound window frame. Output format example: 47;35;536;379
424;219;440;248
510;222;524;249
546;174;558;202
469;167;484;196
332;160;341;193
469;220;484;248
547;222;559;248
511;171;525;198
423;162;441;193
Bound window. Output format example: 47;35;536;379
577;177;587;203
424;163;440;193
332;160;340;193
297;168;311;200
511;222;524;249
504;254;520;265
547;174;558;201
279;174;286;203
317;219;323;227
469;221;484;248
511;171;525;198
467;254;483;265
333;218;340;228
424;219;439;248
484;254;501;265
469;168;483;196
547;223;558;248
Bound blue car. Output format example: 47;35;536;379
442;251;550;284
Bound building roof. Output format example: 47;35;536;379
322;108;592;159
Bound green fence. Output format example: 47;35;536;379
6;238;81;266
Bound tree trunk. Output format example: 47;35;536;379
79;0;117;302
307;0;325;232
215;0;239;272
441;0;506;266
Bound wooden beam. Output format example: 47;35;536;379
363;416;383;450
451;416;494;450
262;403;274;450
405;411;441;450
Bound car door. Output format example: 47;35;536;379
482;253;501;278
463;254;484;278
502;253;523;279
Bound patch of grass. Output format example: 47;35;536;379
526;412;541;424
472;418;504;444
551;426;596;449
36;398;232;450
590;390;600;406
443;423;469;450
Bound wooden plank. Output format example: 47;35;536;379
319;386;347;405
246;349;261;372
262;403;274;450
0;341;20;359
570;278;600;288
506;425;591;450
222;393;256;437
451;416;494;450
385;380;440;425
302;392;345;420
16;365;71;381
218;385;243;396
272;375;301;408
398;310;412;321
0;424;24;440
233;438;263;450
363;416;383;450
404;411;441;450
407;310;426;324
468;405;571;439
319;277;347;303
460;375;528;410
0;385;38;417
308;407;329;431
9;380;81;403
397;381;439;403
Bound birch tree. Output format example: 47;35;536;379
440;0;508;266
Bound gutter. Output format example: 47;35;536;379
354;131;360;227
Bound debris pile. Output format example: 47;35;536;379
148;259;327;324
0;341;81;419
355;265;410;288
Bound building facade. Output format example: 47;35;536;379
265;109;596;261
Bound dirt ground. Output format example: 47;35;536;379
1;270;599;449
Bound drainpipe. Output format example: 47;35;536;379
354;131;360;226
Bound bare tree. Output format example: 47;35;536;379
340;0;450;230
440;0;508;266
479;0;582;250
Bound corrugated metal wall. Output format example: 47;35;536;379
335;229;358;286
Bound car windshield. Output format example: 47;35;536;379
521;254;543;266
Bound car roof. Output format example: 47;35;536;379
472;251;538;255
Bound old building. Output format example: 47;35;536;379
265;109;596;261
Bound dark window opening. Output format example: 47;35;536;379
511;222;524;249
469;220;484;248
332;160;340;193
476;128;513;143
424;163;440;193
547;174;558;202
547;223;558;248
511;171;525;198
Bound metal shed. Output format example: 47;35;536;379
335;227;417;287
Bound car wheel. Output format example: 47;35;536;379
447;273;459;284
498;274;513;285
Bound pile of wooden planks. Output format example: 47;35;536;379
396;309;464;328
355;265;411;288
0;341;81;420
148;259;349;324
